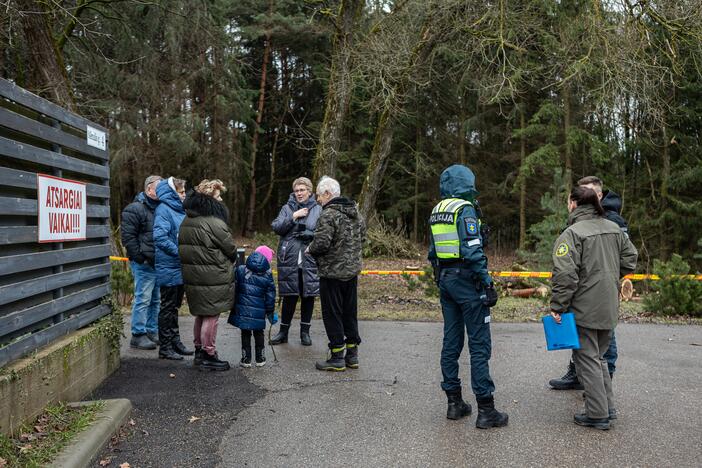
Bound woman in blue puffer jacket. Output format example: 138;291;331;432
153;177;193;360
229;246;277;368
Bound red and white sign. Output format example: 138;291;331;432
37;174;87;242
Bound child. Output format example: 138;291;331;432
229;245;277;367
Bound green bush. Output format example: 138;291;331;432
401;266;439;297
252;231;279;251
643;254;702;317
111;261;133;307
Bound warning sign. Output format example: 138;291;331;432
37;174;87;242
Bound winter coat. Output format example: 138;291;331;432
271;193;321;297
120;192;158;265
153;180;186;287
228;251;276;331
178;192;237;316
308;197;366;280
427;164;492;286
601;190;629;236
550;204;638;330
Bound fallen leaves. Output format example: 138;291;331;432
120;463;131;468
0;457;7;467
99;458;112;466
169;373;176;378
188;416;201;423
128;419;136;426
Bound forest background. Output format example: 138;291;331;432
2;0;702;272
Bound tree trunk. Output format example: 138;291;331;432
17;0;74;110
659;123;670;259
313;0;364;180
358;21;438;220
518;106;527;251
412;121;421;243
245;5;273;236
563;84;572;193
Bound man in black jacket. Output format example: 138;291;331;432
121;175;162;350
549;176;629;391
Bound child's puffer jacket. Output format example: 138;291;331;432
228;251;276;330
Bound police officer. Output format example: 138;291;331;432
428;165;508;429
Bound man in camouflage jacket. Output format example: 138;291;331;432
307;176;366;371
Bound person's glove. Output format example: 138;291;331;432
481;283;498;307
267;311;279;325
295;229;315;242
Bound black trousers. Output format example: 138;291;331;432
281;269;314;332
320;276;361;349
241;329;264;350
159;285;184;348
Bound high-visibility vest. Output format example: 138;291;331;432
429;198;474;259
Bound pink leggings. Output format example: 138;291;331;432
193;315;220;356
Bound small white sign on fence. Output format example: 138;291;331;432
86;124;106;151
37;174;87;242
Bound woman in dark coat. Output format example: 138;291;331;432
178;179;237;371
269;177;321;346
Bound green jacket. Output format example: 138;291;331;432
178;192;237;316
308;197;366;280
551;204;638;330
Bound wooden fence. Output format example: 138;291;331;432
0;78;111;368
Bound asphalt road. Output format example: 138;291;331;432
95;317;702;467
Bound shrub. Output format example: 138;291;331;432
111;260;133;307
643;254;702;317
252;230;279;251
401;266;439;297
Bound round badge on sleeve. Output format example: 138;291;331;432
556;242;569;257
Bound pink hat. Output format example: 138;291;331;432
254;245;274;264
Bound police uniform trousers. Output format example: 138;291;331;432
573;326;614;419
438;267;495;397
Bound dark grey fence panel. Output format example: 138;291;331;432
0;225;109;245
0;80;107;134
0;245;110;276
0;107;108;161
0;264;110;307
0;197;110;218
0;137;109;179
0;78;111;368
0;167;110;198
0;304;111;367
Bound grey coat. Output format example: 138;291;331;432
272;193;321;297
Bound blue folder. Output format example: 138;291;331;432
542;312;580;351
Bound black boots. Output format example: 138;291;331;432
158;345;183;360
200;352;230;371
549;361;584;390
255;347;266;367
475;396;509;429
130;334;157;350
193;347;204;366
315;345;346;372
345;343;359;369
146;332;160;345
173;341;194;356
300;330;312;346
240;347;252;368
574;413;610;430
445;389;472;420
270;324;289;345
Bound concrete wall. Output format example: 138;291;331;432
0;325;120;435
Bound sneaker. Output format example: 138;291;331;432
130;334;157;350
255;347;266;367
240;348;252;368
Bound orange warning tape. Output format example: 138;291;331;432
109;257;701;281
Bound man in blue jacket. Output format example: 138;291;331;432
121;175;161;350
154;177;193;360
428;165;508;429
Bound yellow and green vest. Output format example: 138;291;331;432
429;198;477;259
